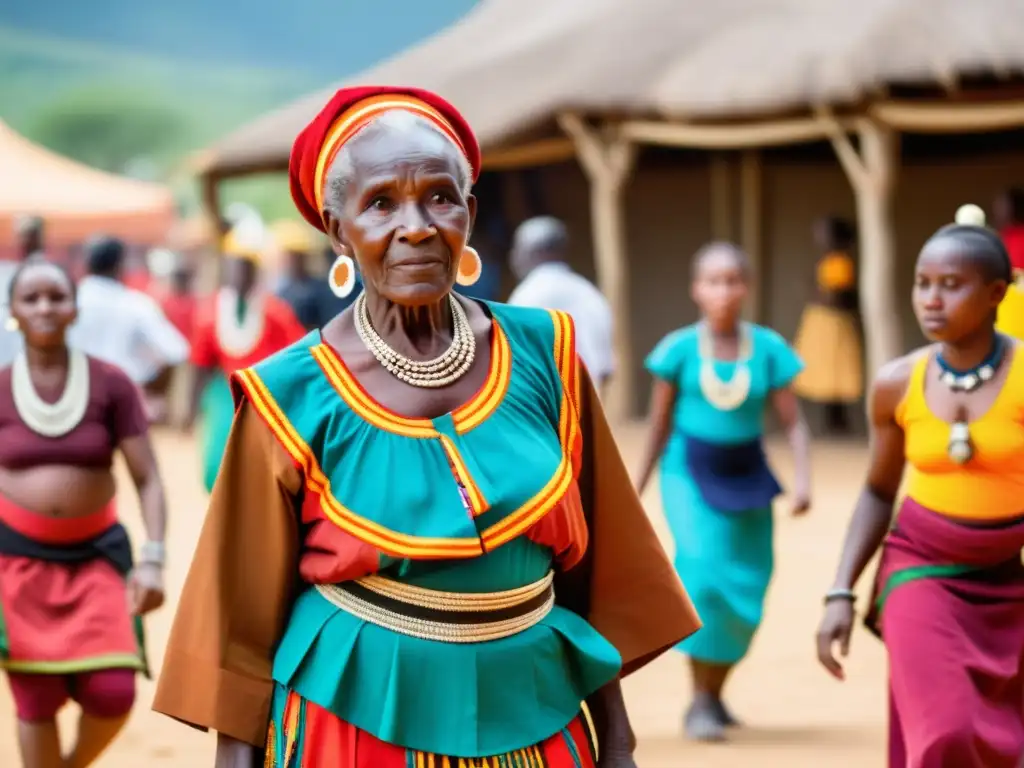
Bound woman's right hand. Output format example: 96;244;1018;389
214;734;259;768
815;598;855;681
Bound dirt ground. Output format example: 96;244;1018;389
0;426;889;767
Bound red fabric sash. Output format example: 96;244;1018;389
0;495;116;545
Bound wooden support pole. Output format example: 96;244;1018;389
816;109;902;378
739;149;763;322
558;113;637;421
709;153;733;241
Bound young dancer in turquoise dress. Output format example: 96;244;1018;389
636;242;812;742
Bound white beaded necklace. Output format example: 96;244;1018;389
354;293;476;388
12;348;90;437
697;322;753;411
215;288;265;358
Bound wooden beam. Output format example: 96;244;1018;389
739;149;763;322
618;115;854;149
816;108;902;378
558;112;637;421
481;138;576;170
870;99;1024;133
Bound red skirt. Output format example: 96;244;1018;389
266;689;599;768
869;498;1024;768
0;499;144;674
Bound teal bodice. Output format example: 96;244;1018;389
233;302;620;757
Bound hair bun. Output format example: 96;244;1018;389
955;204;987;227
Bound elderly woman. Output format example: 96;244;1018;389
153;86;699;767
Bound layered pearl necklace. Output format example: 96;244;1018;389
216;288;265;358
12;348;90;437
697;322;753;411
355;293;475;388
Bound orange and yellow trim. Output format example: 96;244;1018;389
411;748;548;768
313;94;469;215
477;311;582;552
311;344;438;438
236;367;484;559
481;451;574;552
282;691;302;766
453;322;512;433
550;310;582;477
312;321;511;438
439;435;489;516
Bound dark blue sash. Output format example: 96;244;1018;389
684;436;782;513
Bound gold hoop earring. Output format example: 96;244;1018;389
455;246;482;287
328;254;356;298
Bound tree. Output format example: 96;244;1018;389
25;83;192;175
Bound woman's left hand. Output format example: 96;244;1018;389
791;494;811;516
599;751;638;768
129;562;166;615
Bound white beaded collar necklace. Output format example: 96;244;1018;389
12;348;90;437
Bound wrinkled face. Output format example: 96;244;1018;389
691;247;749;324
10;263;76;348
912;237;1005;342
324;123;476;305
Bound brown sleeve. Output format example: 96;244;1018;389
151;400;302;746
558;365;701;677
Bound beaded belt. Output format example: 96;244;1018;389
315;570;555;644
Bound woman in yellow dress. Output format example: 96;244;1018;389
793;217;863;434
992;189;1024;340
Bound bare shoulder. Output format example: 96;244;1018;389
870;346;930;414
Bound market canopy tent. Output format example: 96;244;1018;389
0;120;176;249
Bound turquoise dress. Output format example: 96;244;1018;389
645;324;803;664
199;373;233;492
235;302;621;761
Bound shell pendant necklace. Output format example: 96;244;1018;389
698;321;753;411
12;348;90;437
938;335;1006;465
216;288;265;358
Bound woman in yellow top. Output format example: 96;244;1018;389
992;188;1024;340
793;217;863;434
816;205;1024;768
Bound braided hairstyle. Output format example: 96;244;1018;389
924;204;1012;284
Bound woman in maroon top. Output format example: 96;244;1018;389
0;256;168;768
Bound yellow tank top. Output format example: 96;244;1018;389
896;347;1024;520
816;252;855;292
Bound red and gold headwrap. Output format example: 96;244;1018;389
289;86;482;233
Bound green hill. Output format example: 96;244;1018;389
0;26;321;220
0;2;478;220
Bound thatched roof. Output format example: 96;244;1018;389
197;0;1024;176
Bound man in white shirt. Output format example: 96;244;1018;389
508;216;615;391
67;236;190;419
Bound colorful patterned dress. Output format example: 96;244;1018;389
153;302;699;766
